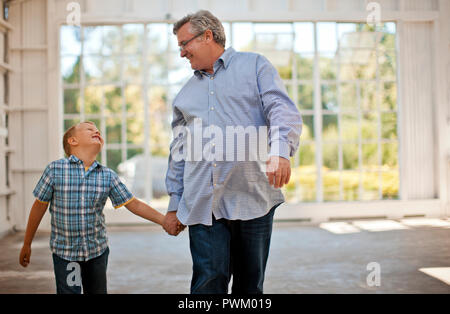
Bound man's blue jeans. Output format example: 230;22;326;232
52;247;109;294
188;205;279;294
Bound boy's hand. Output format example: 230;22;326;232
163;211;185;236
19;245;31;267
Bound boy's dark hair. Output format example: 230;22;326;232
63;121;96;157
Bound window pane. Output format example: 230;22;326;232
123;56;142;84
106;117;122;143
102;57;121;82
362;172;379;200
323;143;338;170
343;143;358;170
317;23;337;53
294;23;314;53
125;85;143;113
382;143;398;167
83;56;102;84
361;81;377;111
382;170;399;199
341;114;358;141
361;112;378;140
299;143;315;166
323;171;340;201
84;86;101;114
60;26;81;55
297;53;314;80
339;83;357;110
298;84;313;110
107;149;121;172
379;50;396;80
84;27;103;55
321;84;338;111
123;24;144;55
104;86;122;114
362;143;379;170
381;113;397;140
322;114;338;141
319;53;336;80
102;26;121;56
146;24;167;54
342;171;359;201
232;23;253;51
61;56;80;84
300;115;314;141
295;168;317;202
127;116;144;145
64;89;80;114
381;82;397;111
127;147;144;160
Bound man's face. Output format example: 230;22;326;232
73;123;104;150
177;22;209;71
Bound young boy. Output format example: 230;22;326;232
19;121;167;294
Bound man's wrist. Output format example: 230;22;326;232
269;140;291;160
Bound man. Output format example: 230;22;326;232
163;10;302;294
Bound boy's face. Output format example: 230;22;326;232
70;123;104;152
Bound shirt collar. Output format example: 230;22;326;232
194;47;236;78
68;155;101;169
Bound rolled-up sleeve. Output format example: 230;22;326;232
256;54;302;159
165;105;186;212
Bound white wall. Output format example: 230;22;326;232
2;0;449;233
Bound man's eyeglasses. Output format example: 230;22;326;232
179;32;205;52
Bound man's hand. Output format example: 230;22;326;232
19;245;31;267
163;211;186;236
266;156;291;189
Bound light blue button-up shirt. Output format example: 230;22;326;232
165;47;302;226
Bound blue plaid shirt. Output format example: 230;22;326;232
33;155;134;261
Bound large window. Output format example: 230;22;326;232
60;21;398;205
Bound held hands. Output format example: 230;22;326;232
266;156;291;189
163;211;186;236
19;245;31;267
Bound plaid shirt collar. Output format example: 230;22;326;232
68;154;102;170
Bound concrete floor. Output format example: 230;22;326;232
0;219;449;294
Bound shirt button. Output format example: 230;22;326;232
210;91;214;95
211;107;214;110
210;76;214;80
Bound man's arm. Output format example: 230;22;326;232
164;106;187;235
256;55;302;188
19;200;49;267
125;198;165;226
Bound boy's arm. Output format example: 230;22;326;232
19;199;49;267
125;198;165;226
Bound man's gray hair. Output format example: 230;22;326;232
173;10;226;48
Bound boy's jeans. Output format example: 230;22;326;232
188;204;279;294
52;247;109;294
